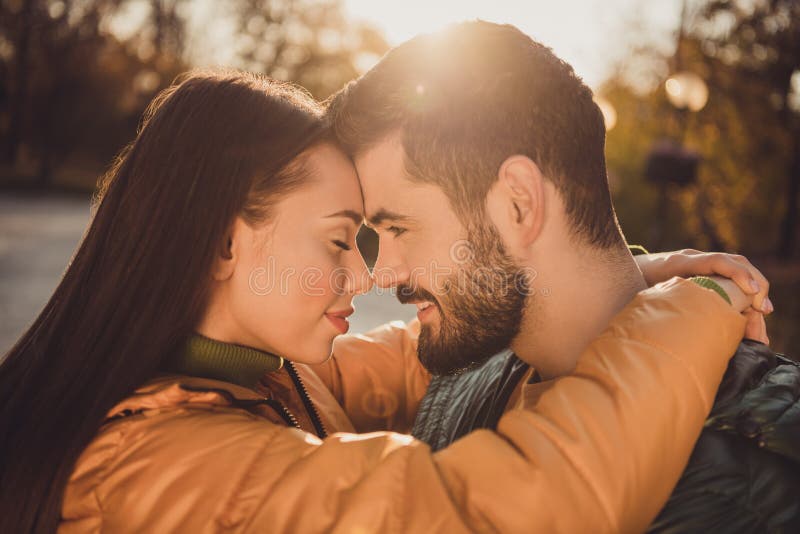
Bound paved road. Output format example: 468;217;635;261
0;193;416;355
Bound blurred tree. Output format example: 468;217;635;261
1;0;117;173
599;0;800;354
230;0;387;98
0;0;385;189
150;0;186;58
600;0;799;259
0;0;183;186
694;0;800;258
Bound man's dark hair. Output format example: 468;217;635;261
328;20;624;249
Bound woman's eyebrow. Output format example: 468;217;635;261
324;210;364;225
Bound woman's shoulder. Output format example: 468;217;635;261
61;375;302;532
84;373;298;458
105;374;272;418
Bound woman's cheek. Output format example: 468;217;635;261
288;265;338;362
295;262;337;307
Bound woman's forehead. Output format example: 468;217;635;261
282;144;365;221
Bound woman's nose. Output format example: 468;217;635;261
371;243;410;290
345;249;374;296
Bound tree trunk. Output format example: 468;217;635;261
5;0;34;165
778;131;800;258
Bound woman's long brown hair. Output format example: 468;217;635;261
0;70;328;532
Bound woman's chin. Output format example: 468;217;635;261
286;342;334;366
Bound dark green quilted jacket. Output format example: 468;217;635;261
412;340;800;532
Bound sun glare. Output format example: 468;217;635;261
342;0;685;89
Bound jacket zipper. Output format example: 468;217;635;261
264;399;302;429
180;383;303;431
285;361;328;439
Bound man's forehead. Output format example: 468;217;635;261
354;136;407;185
354;137;412;218
353;133;454;227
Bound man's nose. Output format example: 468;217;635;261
372;239;410;289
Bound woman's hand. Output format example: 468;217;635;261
636;249;772;313
636;249;772;345
704;276;770;345
744;310;769;346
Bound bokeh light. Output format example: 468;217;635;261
665;71;709;112
593;95;618;131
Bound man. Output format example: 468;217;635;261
327;21;799;531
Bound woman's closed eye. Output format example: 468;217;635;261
332;239;351;251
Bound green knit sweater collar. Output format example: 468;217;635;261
163;334;284;390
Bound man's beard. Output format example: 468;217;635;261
397;225;531;376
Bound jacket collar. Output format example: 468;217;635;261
162;334;284;390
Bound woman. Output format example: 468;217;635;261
0;70;764;533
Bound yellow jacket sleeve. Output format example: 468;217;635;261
310;318;429;433
62;278;745;534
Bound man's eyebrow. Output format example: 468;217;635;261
367;208;412;227
324;209;364;225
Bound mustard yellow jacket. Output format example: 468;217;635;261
59;278;745;533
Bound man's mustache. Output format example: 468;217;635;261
396;284;440;307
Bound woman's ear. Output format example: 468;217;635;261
486;155;546;250
211;217;247;281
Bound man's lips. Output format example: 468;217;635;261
397;286;440;322
325;307;354;334
407;300;438;321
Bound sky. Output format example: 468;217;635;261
340;0;685;87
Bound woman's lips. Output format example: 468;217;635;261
325;307;354;335
325;314;350;334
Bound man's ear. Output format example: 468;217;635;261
486;155;546;249
211;217;247;281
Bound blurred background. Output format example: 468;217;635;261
0;0;797;355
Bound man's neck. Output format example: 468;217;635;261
511;244;647;380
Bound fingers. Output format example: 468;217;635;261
710;276;752;313
743;309;769;345
727;254;771;314
697;253;772;315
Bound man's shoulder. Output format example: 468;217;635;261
708;340;800;463
649;341;800;533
